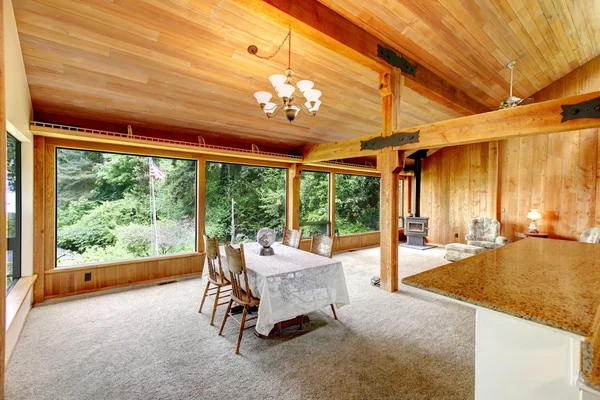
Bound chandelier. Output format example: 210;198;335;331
248;29;322;123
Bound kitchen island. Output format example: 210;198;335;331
402;238;600;400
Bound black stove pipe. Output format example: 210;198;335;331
408;150;429;218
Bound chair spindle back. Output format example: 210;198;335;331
225;243;252;300
204;232;225;281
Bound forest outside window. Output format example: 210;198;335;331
55;148;197;267
7;133;21;293
335;174;380;235
205;162;286;244
300;171;329;238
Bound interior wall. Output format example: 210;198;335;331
420;143;492;244
421;56;600;244
4;0;34;364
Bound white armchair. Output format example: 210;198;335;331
465;217;508;250
579;228;600;243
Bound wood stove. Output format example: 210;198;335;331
401;150;436;250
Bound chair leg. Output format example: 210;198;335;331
219;299;233;336
210;285;221;325
198;280;210;313
278;322;283;337
330;304;338;320
235;306;248;355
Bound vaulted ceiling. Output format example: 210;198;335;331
319;0;600;108
12;0;600;151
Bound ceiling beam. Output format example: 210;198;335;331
302;91;600;163
233;0;490;116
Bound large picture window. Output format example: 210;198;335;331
335;174;380;235
55;148;197;267
6;133;21;292
300;171;329;237
205;162;286;243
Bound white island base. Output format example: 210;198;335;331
475;308;583;400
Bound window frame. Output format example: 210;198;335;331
53;145;199;269
6;132;22;293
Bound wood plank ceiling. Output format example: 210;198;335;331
319;0;600;109
13;0;462;151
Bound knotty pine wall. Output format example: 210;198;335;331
421;56;600;244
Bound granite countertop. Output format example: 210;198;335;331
402;238;600;337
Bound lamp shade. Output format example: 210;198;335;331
304;89;322;102
296;80;314;94
263;102;277;114
305;100;322;112
253;91;272;105
526;209;542;220
268;74;287;88
276;83;295;99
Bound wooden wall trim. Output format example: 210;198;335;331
33;136;45;303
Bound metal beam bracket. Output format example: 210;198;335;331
360;131;420;151
377;45;416;76
561;96;600;122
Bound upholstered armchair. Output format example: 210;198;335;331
579;228;600;243
465;217;508;249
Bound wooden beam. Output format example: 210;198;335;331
286;164;302;230
379;69;403;293
234;0;489;116
0;0;6;390
303;91;600;163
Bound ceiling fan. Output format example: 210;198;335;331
499;61;533;109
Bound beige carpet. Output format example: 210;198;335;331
5;245;475;400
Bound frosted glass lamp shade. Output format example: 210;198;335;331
276;83;295;99
304;89;322;102
296;80;314;94
253;91;272;105
526;209;542;220
263;102;277;114
268;74;287;88
305;100;322;112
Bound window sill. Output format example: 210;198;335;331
48;252;205;275
6;275;37;331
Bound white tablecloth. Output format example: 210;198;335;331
218;242;350;335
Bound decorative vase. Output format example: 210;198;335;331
257;228;276;256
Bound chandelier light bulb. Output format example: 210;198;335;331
276;83;295;99
296;80;314;94
253;91;272;105
304;89;322;103
268;74;287;88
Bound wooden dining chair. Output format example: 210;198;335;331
198;232;232;325
282;228;303;249
219;243;260;354
309;234;338;320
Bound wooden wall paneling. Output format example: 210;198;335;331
516;137;534;239
530;135;548;232
0;0;6;389
576;130;598;237
197;157;206;252
33;136;45;303
557;131;578;239
543;132;564;238
44;253;205;298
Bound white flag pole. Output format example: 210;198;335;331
149;158;159;256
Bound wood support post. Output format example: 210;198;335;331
197;158;206;252
33;136;45;304
287;163;302;230
379;69;404;293
329;172;336;238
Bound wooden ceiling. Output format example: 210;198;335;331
319;0;600;108
13;0;462;150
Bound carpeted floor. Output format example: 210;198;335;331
5;245;475;400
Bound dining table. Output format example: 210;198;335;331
218;242;350;336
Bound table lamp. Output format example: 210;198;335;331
526;209;542;233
